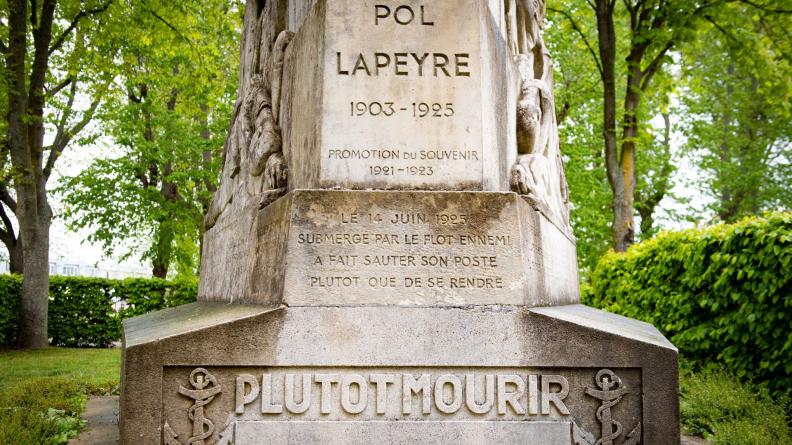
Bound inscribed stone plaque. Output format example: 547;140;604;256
283;191;527;305
160;365;642;445
200;190;580;307
121;303;680;444
237;190;582;307
282;0;517;191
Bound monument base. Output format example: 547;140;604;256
120;303;678;444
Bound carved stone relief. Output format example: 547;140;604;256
164;368;232;445
204;2;295;231
503;0;571;228
162;367;642;445
574;369;642;445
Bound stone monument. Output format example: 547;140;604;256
121;1;679;444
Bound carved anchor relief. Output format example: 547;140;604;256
164;368;235;445
574;369;641;445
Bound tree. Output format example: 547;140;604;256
550;0;790;251
634;77;677;239
58;0;239;278
679;4;791;221
589;0;698;251
547;1;679;269
545;12;613;273
1;0;114;348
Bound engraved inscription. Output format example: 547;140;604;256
234;372;570;418
323;1;484;188
161;367;643;444
285;194;529;305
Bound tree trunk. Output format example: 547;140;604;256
150;89;182;279
595;0;633;252
8;238;23;274
152;221;174;279
5;0;51;349
18;207;52;348
614;64;642;251
5;0;108;348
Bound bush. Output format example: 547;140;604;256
49;277;118;348
584;212;792;398
0;275;21;345
0;275;197;347
0;378;86;445
681;367;790;444
116;277;199;319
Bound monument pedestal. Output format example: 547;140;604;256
121;303;678;444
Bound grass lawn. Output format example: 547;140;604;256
0;348;120;445
0;348;120;393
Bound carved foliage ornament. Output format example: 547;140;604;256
204;29;294;231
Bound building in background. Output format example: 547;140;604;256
0;259;149;279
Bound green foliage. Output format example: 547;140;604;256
547;2;681;269
0;275;197;347
49;277;118;348
549;0;791;258
585;213;792;397
116;277;199;319
57;0;240;278
0;348;122;445
678;5;792;223
0;378;86;445
546;10;613;274
0;0;123;271
0;274;21;345
680;366;790;444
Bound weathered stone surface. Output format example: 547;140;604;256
280;0;517;192
235;421;573;444
505;0;571;229
120;303;678;444
202;0;573;238
199;190;579;307
203;0;293;232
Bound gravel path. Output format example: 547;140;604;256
69;396;119;445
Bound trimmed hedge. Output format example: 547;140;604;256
584;212;792;397
0;276;197;347
0;276;21;347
